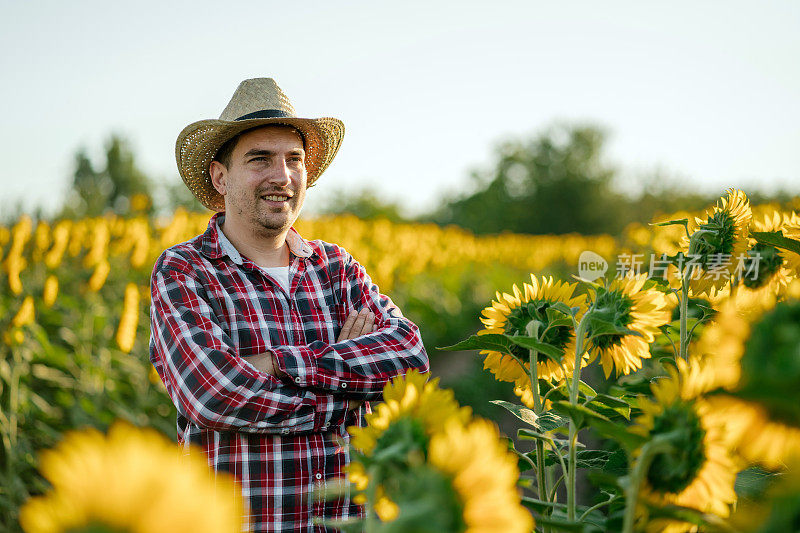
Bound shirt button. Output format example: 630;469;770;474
314;472;323;480
321;425;329;431
281;428;290;435
294;376;302;384
340;382;348;389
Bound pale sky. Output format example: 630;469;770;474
1;0;798;217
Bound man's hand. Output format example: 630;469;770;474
337;308;377;342
245;351;284;377
338;308;376;410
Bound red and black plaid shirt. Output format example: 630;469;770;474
149;212;428;532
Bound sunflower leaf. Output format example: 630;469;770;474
517;428;576;448
587;419;647;451
436;333;511;352
584;315;642;339
548;301;576;316
551;401;610;429
752;230;800;256
545;449;614;469
490;400;541;428
588;394;632;420
642;501;734;529
526;510;587;532
651;218;689;228
506;335;565;362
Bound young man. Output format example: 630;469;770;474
149;78;428;532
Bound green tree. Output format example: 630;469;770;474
63;135;152;217
434;123;625;235
317;186;409;223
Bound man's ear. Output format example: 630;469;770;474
209;161;227;195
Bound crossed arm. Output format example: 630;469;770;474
247;308;377;410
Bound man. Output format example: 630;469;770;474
149;78;429;532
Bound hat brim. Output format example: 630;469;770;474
175;116;344;211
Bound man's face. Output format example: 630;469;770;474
212;126;307;235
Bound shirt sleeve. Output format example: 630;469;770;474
149;262;348;434
270;248;429;400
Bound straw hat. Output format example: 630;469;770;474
175;78;345;211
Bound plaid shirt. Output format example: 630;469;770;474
149;212;428;532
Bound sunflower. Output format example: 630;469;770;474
478;275;586;407
348;370;471;455
347;371;472;522
631;367;739;532
779;211;800;278
737;211;796;293
585;274;672;378
693;280;800;469
19;422;243;533
427;419;534;533
683;188;752;297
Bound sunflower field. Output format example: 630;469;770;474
3;190;800;532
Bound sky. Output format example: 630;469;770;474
1;0;798;217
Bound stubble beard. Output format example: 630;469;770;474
254;191;304;234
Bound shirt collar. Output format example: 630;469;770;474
197;212;314;262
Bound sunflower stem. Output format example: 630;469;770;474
365;465;380;531
679;274;689;361
526;320;551;530
567;313;589;522
680;234;701;362
621;437;675;533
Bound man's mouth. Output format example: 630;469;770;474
261;194;291;202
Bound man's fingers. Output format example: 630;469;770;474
361;312;375;337
338;310;357;342
351;309;369;338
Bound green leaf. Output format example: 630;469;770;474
507;335;565;362
642;501;735;530
587;419;647;451
520;496;561;513
651;218;689;228
734;467;783;500
518;428;572;448
548;301;576;317
436;333;511;352
585;315;642;340
551;400;610;429
490;400;540;428
528;511;587;532
545;449;613;469
536;411;570;432
752;230;800;257
589;394;632;420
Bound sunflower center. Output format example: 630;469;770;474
693;210;737;264
737;300;800;427
646;401;707;494
588;288;634;350
504;300;574;363
741;243;783;289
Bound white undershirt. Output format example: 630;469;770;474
216;218;291;293
258;265;290;294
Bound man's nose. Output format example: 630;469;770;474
267;160;292;187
